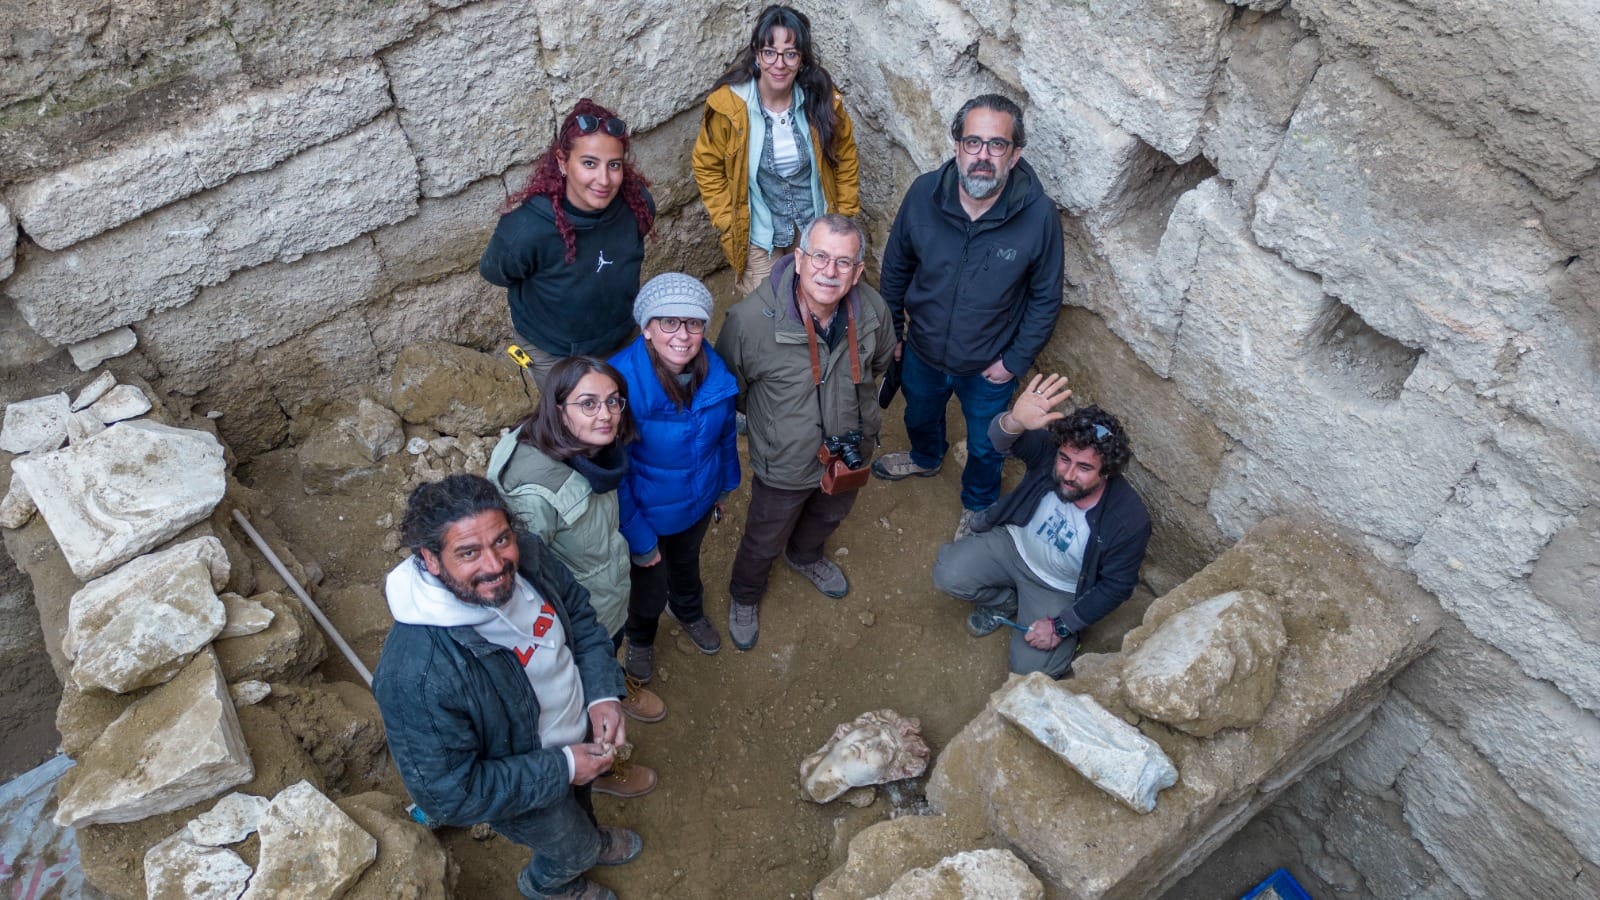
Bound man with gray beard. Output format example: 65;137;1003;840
873;94;1065;543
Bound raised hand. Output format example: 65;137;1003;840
1008;373;1073;431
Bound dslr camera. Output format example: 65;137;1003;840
822;429;866;470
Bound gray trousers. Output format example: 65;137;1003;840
932;529;1078;678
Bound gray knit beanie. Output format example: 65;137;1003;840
633;272;714;328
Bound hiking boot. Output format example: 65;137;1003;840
620;676;665;723
592;763;658;799
595;826;643;866
871;450;941;481
667;609;722;655
518;872;616;900
953;508;984;542
623;640;654;683
729;601;759;651
783;552;848;598
966;608;1005;638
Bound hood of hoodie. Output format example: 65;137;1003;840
522;192;627;232
385;554;536;628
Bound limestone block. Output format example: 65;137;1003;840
188;792;271;846
144;830;253;900
0;477;36;528
1531;505;1600;645
218;592;275;639
54;650;254;827
997;674;1177;813
215;591;328;684
6;116;419;345
231;681;271;707
9;62;394;250
1398;725;1600;898
1198;13;1320;196
71;372;117;411
137;237;383;393
371;176;502;289
1407;450;1600;713
1397;624;1600;862
352;399;405;462
1;394;70;454
1291;0;1600;197
1121;589;1287;737
872;848;1043;900
1168;178;1478;544
380;0;546;198
1008;0;1232;162
337;792;454;900
390;341;530;437
0;300;58;370
65;410;106;444
365;272;510;372
1;201;15;280
1254;62;1566;388
628;106;716;214
238;780;378;900
9;421;227;580
1331;695;1433;797
227;0;433;81
88;383;152;424
68;328;138;371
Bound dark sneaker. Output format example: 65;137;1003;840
871;450;941;480
592;763;658;799
595;826;643;866
783;552;848;598
966;608;1004;638
729;601;759;651
518;872;616;900
667;610;722;655
623;640;654;683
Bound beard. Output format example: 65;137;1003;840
958;159;1006;200
1053;472;1093;504
438;560;516;608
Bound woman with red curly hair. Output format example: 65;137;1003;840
481;99;656;389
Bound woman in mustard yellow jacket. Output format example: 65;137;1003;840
692;4;859;295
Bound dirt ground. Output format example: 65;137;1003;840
237;395;1312;900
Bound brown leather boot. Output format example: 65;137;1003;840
620;675;665;723
591;763;657;799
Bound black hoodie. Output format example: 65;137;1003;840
479;189;655;356
878;157;1064;378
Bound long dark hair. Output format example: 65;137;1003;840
644;336;708;410
503;98;655;263
712;5;842;166
515;356;636;461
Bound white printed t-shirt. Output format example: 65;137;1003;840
1007;492;1091;592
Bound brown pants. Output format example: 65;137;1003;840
736;242;795;296
728;476;858;605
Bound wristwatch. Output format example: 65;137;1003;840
1052;617;1073;639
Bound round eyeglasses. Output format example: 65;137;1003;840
563;396;627;417
654;317;707;334
804;250;861;273
758;47;802;66
959;136;1014;157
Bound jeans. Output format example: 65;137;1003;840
728;476;858;604
932;529;1078;678
625;508;714;646
900;347;1017;511
494;784;600;898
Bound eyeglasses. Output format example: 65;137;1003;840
959;136;1014;157
563;396;627;417
758;47;802;66
654;317;706;334
804;250;861;273
574;114;628;138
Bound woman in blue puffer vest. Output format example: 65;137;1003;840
610;273;742;683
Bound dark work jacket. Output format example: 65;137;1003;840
479;189;655;356
974;415;1152;633
878;157;1064;378
372;533;625;827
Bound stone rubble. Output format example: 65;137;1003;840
0;394;71;454
230;680;272;707
871;848;1044;900
188;792;273;846
0;478;35;528
218;592;276;639
389;341;530;437
10;420;228;580
238;780;378;900
66;554;227;694
70;372;118;411
65;409;106;444
996;674;1179;815
144;829;254;900
66;328;138;371
88;383;154;424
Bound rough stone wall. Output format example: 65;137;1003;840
3;1;1598;897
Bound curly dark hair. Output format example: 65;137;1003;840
400;474;520;560
1047;405;1132;478
514;355;637;461
502;98;655;263
712;5;843;165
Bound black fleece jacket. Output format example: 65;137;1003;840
479;189;655;356
878;158;1064;378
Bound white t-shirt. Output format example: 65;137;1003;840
767;107;804;177
1007;493;1091;592
472;584;587;754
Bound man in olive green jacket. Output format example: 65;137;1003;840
715;214;894;651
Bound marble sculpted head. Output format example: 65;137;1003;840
799;709;930;803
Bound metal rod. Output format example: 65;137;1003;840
231;508;374;687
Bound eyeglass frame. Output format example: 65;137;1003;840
652;317;707;335
803;249;863;273
958;135;1015;157
562;395;628;417
574;114;628;139
757;47;803;66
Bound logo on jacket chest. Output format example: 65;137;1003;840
512;601;558;666
596;250;613;273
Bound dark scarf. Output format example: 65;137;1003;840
568;442;628;494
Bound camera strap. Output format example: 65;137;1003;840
802;298;864;438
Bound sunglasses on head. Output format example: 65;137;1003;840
574;114;627;138
1092;423;1112;441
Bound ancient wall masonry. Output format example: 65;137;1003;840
4;0;1600;897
